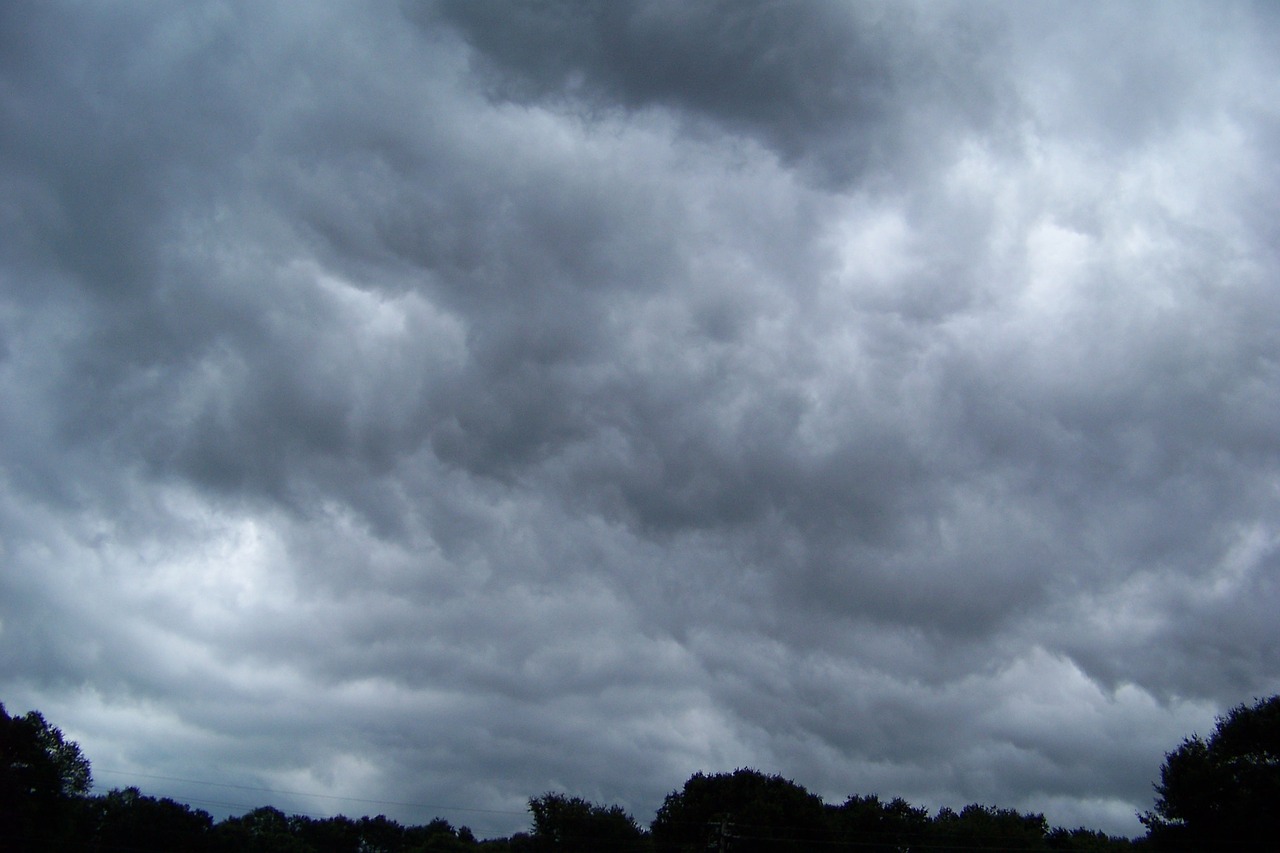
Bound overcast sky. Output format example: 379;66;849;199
2;0;1278;839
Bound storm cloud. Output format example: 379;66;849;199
2;0;1278;838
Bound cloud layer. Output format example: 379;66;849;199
2;0;1278;838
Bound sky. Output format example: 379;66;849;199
2;0;1279;840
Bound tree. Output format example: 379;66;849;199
1046;826;1137;852
89;786;214;852
0;702;94;852
827;794;930;852
210;806;313;853
527;792;646;852
289;813;362;853
358;813;409;853
651;769;827;852
929;804;1049;852
405;818;481;853
1142;694;1280;851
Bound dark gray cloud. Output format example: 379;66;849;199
430;0;1006;188
2;0;1279;840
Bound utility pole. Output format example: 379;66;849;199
707;817;734;852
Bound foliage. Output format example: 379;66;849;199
0;703;92;798
288;813;362;853
1142;695;1280;852
0;702;94;852
90;786;214;852
1047;826;1142;852
827;793;930;852
528;792;647;852
930;803;1050;851
651;768;828;852
211;805;315;853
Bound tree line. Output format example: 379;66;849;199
3;695;1278;852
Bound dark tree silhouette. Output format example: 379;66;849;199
1046;826;1139;852
288;813;362;853
0;702;93;852
826;793;930;852
1142;694;1280;852
90;786;214;852
210;805;314;853
527;792;646;852
930;803;1050;852
651;768;827;852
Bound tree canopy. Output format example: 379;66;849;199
527;792;645;852
651;768;828;852
1142;694;1280;851
1;702;94;852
